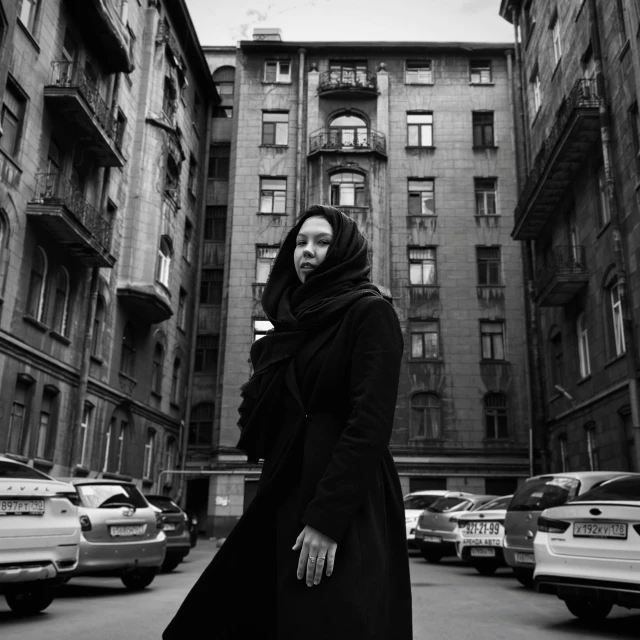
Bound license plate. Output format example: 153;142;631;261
465;538;502;547
464;521;502;536
515;552;535;564
423;536;441;543
471;547;496;557
163;522;176;531
0;499;45;515
110;525;146;537
574;522;628;539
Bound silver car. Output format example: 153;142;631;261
61;479;166;590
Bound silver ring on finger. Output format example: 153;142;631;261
316;557;326;562
308;557;316;563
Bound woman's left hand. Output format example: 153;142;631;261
292;525;337;587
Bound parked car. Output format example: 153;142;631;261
534;474;640;620
145;494;192;572
404;490;455;549
184;508;198;548
60;478;166;590
0;456;80;614
415;493;498;563
455;494;512;575
504;471;629;587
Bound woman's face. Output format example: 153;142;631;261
293;216;334;283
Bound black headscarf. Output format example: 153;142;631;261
236;205;382;461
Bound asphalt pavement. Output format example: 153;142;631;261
0;541;638;639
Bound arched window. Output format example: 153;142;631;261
171;357;182;404
151;343;164;395
549;326;564;389
91;295;105;357
330;171;365;208
410;392;440;440
120;322;136;377
52;266;71;336
26;246;48;321
156;236;172;287
328;113;368;148
189;402;214;446
576;312;590;378
212;66;235;99
605;273;625;357
36;385;59;460
484;393;509;439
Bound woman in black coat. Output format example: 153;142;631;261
163;205;412;640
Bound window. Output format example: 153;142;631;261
256;246;279;283
183;219;193;263
92;295;105;357
7;377;33;455
143;431;155;479
408;179;435;215
52;267;71;336
407;113;433;147
18;0;39;31
208;145;230;179
408;248;437;285
78;404;93;468
213;106;233;118
470;60;492;84
151;344;164;395
162;77;177;121
264;60;291;83
177;289;187;331
472;111;495;147
577;312;591;378
411;393;441;439
410;321;439;359
608;277;625;356
205;206;227;241
262;112;288;146
328;61;367;85
477;247;502;285
485;393;509;439
0;80;26;157
189;403;215;446
558;435;570;472
165;154;180;196
120;322;136;376
551;13;562;65
26;247;48;321
254;319;273;341
585;423;600;471
195;335;219;372
328;114;368;148
405;60;432;84
480;321;505;361
165;437;177;472
549;327;564;388
259;178;287;213
156;236;172;287
188;155;197;194
531;66;542;114
171;358;181;404
115;421;127;474
114;109;126;150
200;269;222;305
102;418;114;472
36;387;57;460
330;171;365;207
213;66;235;97
596;161;610;227
475;178;497;216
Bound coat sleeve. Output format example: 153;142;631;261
301;296;404;542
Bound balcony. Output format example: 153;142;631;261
318;70;378;99
26;173;115;268
117;285;173;324
44;62;126;167
513;79;601;240
308;129;386;157
156;21;181;63
536;246;589;307
66;0;132;73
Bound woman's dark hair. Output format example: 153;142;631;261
298;204;339;234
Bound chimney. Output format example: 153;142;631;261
252;28;282;41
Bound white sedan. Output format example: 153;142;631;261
534;474;640;621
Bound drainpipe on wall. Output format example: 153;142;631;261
294;48;306;221
588;0;640;471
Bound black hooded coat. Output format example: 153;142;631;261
163;206;412;640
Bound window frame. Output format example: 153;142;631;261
609;278;626;356
470;59;492;84
577;312;591;378
0;78;27;158
472;111;495;148
407;112;434;148
261;111;289;146
410;392;441;440
208;144;230;180
256;245;279;284
78;403;93;469
476;246;502;286
480;320;506;361
596;161;611;227
408;179;435;216
200;269;223;305
156;236;172;288
26;246;48;322
408;247;437;285
18;0;39;33
253;318;273;342
189;403;215;447
143;430;156;480
484;393;509;440
259;177;287;214
550;12;562;66
151;343;164;396
52;266;71;336
194;334;219;372
329;171;366;208
475;178;498;216
410;319;440;360
171;357;182;404
405;60;433;85
264;60;292;83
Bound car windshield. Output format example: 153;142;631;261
508;477;580;512
77;483;149;509
427;497;472;513
477;495;512;511
0;460;53;480
571;476;640;502
147;496;182;513
403;495;441;510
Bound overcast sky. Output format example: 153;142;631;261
184;0;514;47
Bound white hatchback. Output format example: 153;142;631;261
404;490;466;549
534;474;640;621
0;456;80;614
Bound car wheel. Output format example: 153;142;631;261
121;568;157;590
420;549;442;563
5;588;56;615
564;598;613;621
474;562;497;576
161;557;182;573
513;568;534;588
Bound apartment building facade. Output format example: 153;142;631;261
0;0;214;496
499;0;640;473
196;31;532;537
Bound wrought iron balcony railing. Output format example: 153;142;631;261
309;128;386;154
32;173;111;248
536;245;589;306
318;70;377;93
49;61;124;152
